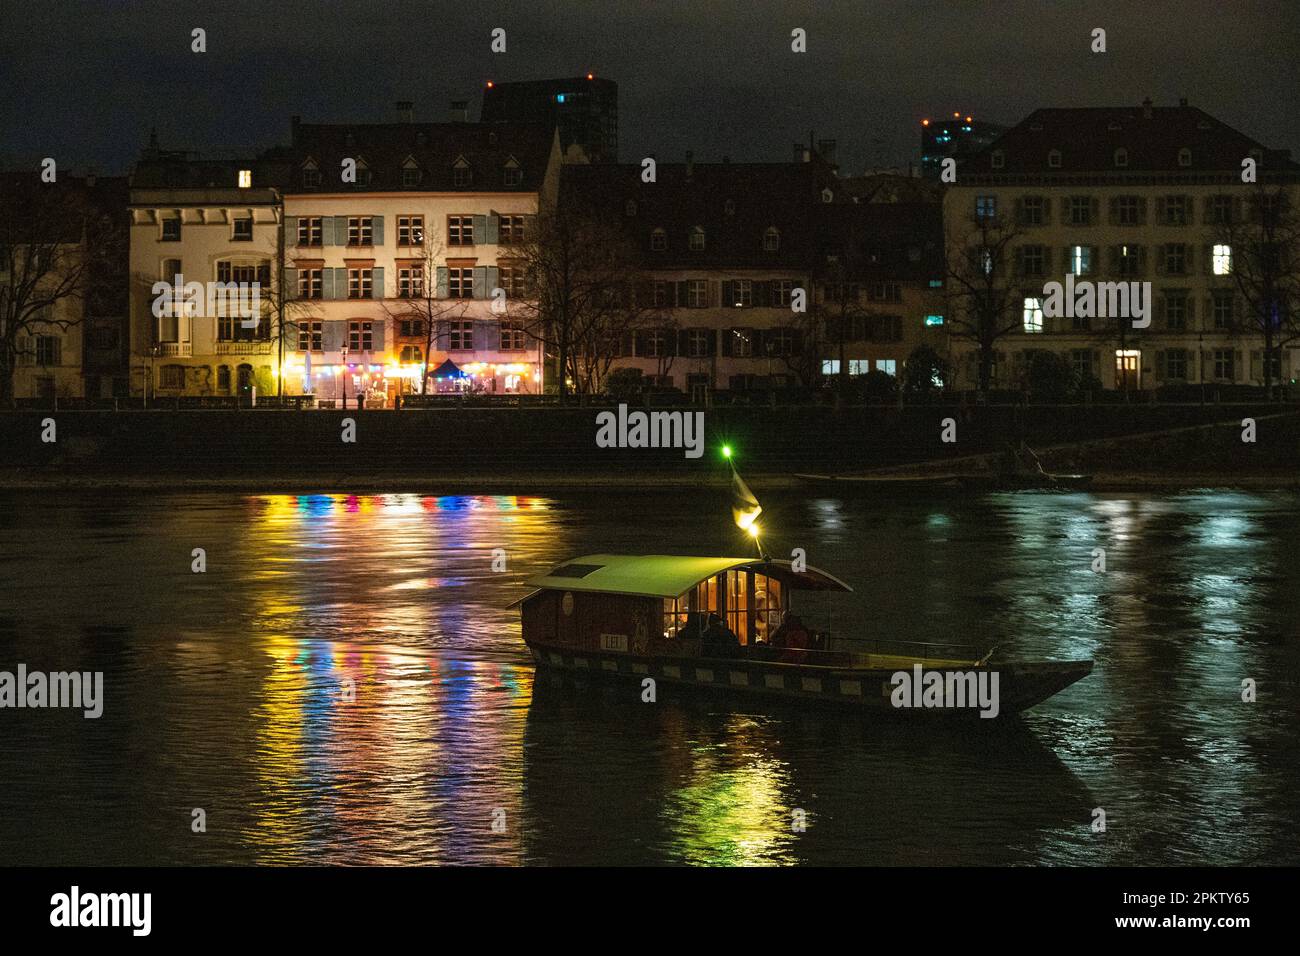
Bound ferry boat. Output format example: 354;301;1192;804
513;554;1092;717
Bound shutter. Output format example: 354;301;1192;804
1090;197;1100;224
790;328;804;355
721;327;733;356
436;267;449;299
722;280;734;307
322;320;346;352
751;328;765;356
755;280;770;307
1234;350;1243;382
1202;196;1213;224
1041;197;1051;225
1184;245;1194;275
1042;246;1052;275
1155;295;1166;328
371;319;385;351
1137;246;1147;277
1108;245;1119;275
371;266;384;299
1154;245;1165;276
1186;297;1196;324
1015;198;1025;224
486;266;500;298
677;329;689;356
676;281;688;308
1155;197;1166;223
1106;197;1118;225
285;216;299;244
371;215;384;245
284;268;298;300
522;215;537;241
1155;349;1166;380
1060;197;1070;222
1091;350;1101;378
472;215;487;244
473;266;487;299
633;331;647;357
335;216;349;244
320;268;335;299
1251;350;1262;381
1014;247;1025;277
1137;197;1147;225
486;215;500;244
706;328;718;356
320;217;335;246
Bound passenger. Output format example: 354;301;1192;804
772;613;810;664
701;613;740;659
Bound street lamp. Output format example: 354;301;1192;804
341;345;349;409
147;344;160;409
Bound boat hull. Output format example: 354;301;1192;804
525;642;1092;717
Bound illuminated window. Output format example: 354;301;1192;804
1023;297;1043;333
975;196;997;219
1213;244;1232;275
924;314;944;326
238;169;252;188
1069;245;1092;275
875;359;896;376
822;360;840;375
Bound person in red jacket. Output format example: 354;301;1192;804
771;613;810;664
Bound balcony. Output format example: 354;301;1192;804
215;341;273;355
156;342;192;357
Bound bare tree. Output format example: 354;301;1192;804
0;174;121;405
1214;182;1300;397
380;234;468;395
512;202;659;401
943;209;1024;394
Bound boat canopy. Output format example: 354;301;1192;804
519;553;853;600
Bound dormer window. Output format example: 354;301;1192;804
650;228;667;252
1113;147;1128;168
990;150;1005;169
353;158;372;185
1107;121;1122;132
763;226;780;252
453;157;472;187
1178;147;1192;167
301;160;321;188
402;157;422;187
1047;149;1062;168
724;199;735;216
1029;122;1044;131
237;169;252;189
689;226;705;251
820;188;834;203
625;200;637;217
502;157;523;187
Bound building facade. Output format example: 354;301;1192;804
921;112;1007;180
128;145;287;400
945;100;1300;391
280;118;561;405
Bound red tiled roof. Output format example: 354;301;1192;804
965;105;1298;176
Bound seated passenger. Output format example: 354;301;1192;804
771;613;810;664
701;613;741;658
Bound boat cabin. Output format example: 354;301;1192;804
516;554;852;657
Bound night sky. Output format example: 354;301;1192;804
3;0;1297;176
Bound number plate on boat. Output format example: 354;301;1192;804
599;633;629;652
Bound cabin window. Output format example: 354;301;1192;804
664;570;784;644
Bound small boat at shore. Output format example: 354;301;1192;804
513;554;1092;717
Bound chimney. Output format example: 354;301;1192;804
291;115;301;144
817;138;838;166
85;167;98;188
1178;96;1188;107
1142;97;1153;119
685;150;694;179
450;100;468;123
395;100;413;123
793;142;805;163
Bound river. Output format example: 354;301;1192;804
0;488;1297;865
